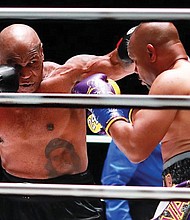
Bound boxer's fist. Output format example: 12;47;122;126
71;73;120;95
0;65;20;92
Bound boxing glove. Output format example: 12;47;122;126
117;26;137;63
72;73;120;95
86;110;105;134
0;65;20;92
72;73;131;134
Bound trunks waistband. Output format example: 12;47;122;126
163;151;190;170
2;169;94;185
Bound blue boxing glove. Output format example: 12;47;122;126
92;107;133;135
86;110;105;134
72;73;131;134
0;65;20;92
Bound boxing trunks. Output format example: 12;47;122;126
152;152;190;220
0;169;105;220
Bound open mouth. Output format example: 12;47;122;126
20;82;35;87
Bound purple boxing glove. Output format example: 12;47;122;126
72;73;129;134
71;73;120;95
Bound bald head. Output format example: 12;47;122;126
0;24;41;46
0;24;42;63
128;22;186;63
127;22;188;86
131;22;180;48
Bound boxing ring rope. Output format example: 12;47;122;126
0;183;189;200
1;93;190;144
0;93;190;109
0;8;190;20
87;134;111;143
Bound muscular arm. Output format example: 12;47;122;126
41;58;92;90
64;55;103;81
109;108;176;163
55;53;133;85
109;71;180;163
42;46;135;92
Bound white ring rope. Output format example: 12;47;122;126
86;135;111;143
0;183;189;200
0;8;190;20
1;93;190;109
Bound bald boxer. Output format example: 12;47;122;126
73;22;190;219
0;23;136;220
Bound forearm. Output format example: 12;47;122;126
108;120;145;163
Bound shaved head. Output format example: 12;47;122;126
0;24;41;47
128;22;187;86
0;24;42;63
130;22;180;49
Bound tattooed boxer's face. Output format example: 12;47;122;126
45;138;81;177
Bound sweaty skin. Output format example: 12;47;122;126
108;22;190;163
0;24;133;179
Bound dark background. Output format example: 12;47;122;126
1;0;190;8
0;1;190;184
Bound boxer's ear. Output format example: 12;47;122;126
39;43;44;61
147;44;156;62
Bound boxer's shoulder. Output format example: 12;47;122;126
43;61;61;78
65;54;98;64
